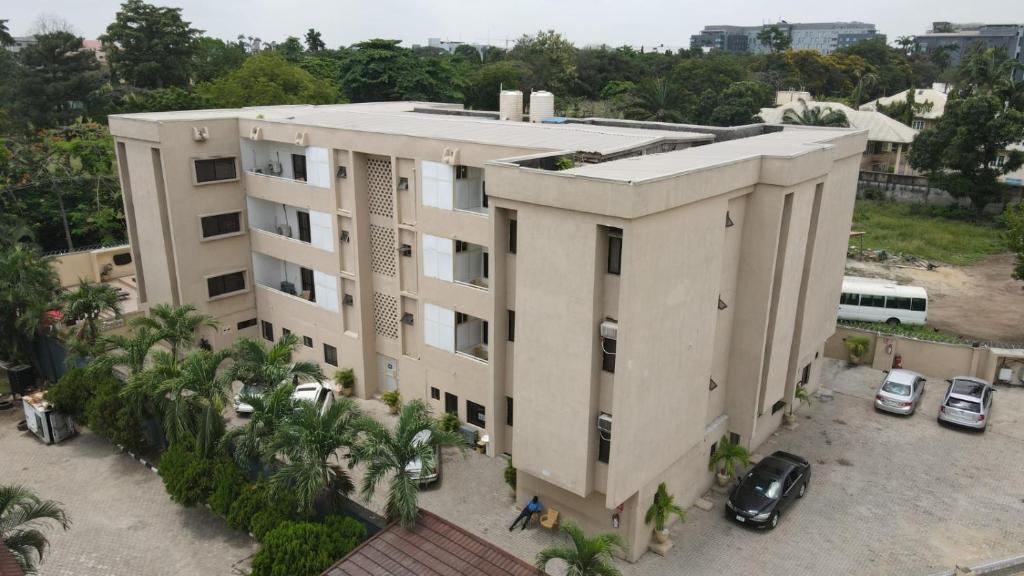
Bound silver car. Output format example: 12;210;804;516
938;377;994;431
874;369;926;415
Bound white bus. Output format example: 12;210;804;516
838;276;928;326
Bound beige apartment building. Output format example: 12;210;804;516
108;101;866;560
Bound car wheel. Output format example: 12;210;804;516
798;481;806;498
886;317;901;325
769;512;779;529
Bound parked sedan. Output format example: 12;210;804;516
726;451;810;530
938;377;994;431
874;369;926;415
233;383;263;415
290;382;334;415
405;429;442;485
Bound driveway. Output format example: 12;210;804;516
0;408;257;576
407;359;1024;576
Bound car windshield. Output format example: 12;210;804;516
947;398;981;413
881;381;911;396
951;381;986;397
239;383;261;396
743;472;781;499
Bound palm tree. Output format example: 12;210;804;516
133;303;217;361
0;484;71;574
220;382;297;469
895;35;915;55
159;348;234;456
350;399;465;527
89;324;161;379
535;521;625;576
268;398;363;514
709;435;751;480
782;99;850;127
61;280;122;352
0;243;61;364
954;46;1024;96
849;73;879;108
223;333;323;393
625;78;686;123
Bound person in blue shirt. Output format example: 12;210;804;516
509;496;542;531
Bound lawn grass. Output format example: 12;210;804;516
850;200;1007;266
839;320;968;344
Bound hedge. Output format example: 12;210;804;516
158;443;214;506
207;457;249;517
44;368;96;421
250;516;366;576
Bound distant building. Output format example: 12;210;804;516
6;35;37;53
916;22;1024;80
859;83;951;131
81;39;107;65
690;21;884;55
424;37;494;57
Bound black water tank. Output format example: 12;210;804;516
7;364;36;395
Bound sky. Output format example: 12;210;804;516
5;0;1024;50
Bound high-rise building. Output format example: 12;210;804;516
108;100;866;560
691;21;884;54
916;23;1024;80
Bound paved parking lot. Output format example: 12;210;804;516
0;408;256;576
411;359;1024;576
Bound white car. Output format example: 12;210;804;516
405;429;441;485
874;369;926;415
233;383;263;415
290;382;334;415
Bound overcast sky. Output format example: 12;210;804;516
5;0;1023;49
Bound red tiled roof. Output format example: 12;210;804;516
0;541;25;576
322;510;540;576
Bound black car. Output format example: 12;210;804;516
725;451;811;530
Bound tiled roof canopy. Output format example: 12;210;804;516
0;542;25;576
322;510;540;576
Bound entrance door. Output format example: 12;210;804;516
377;355;398;393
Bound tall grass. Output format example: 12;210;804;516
851;200;1006;266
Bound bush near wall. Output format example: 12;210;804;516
207;457;249;516
84;375;151;454
250;516;366;576
227;481;270;532
158;443;215;506
45;367;96;421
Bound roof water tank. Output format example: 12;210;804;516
498;90;523;122
529;91;555;123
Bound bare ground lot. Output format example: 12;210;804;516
847;253;1024;343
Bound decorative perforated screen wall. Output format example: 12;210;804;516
369;224;397;277
373;292;399;339
366;157;394;218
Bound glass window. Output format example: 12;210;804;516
840;292;860;306
947;398;981;413
602;337;616;373
194;157;237;183
201;212;241;238
261;320;274;342
886;297;911;310
444;392;458;414
207;271;245;298
237;318;257;330
507;310;515;342
466;400;486;427
911;298;927;312
607;228;622;275
506;396;513;427
323;344;338;366
743;472;781;499
861;294;886;308
598;427;611;464
882;381;912;396
508;219;517;254
303;336;313;348
430;387;440;400
297;211;311;243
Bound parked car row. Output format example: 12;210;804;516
874;369;995;431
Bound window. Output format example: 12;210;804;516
602;337;616;373
911;119;925;130
886;297;912;310
801;363;811;386
422;161;454;210
207;271;246;298
291;154;307;181
297;211;311;243
300;267;316;301
112;252;132;266
506;396;513;426
431;387;440;400
466;400;486;427
422;234;454;282
194;157;237;183
323;344;338;366
424;303;455;352
444;392;458;414
508;219;517;254
237;318;257;330
771;399;787;414
507;310;515;342
840;292;859;306
598;419;611;464
201;212;242;238
282;328;291;337
261;320;274;341
303;335;313;348
911;298;927;312
861;294;886;308
607;228;622;275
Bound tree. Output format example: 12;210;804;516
850;72;879;108
223;333;323;392
190;37;247;83
0;485;71;574
910;95;1024;215
0;241;60;364
12;31;102;129
510;30;579;94
954;46;1024;99
276;36;305;63
706;81;774;126
535;521;624;576
1005;202;1024;281
895;36;916;56
159;348;233;456
101;0;202;89
268;399;363;515
88;323;160;379
782;99;850;127
61;280;123;357
221;382;297;468
132;303;216;361
757;26;792;54
0;19;14;47
304;29;325;52
350;400;464;527
198;52;337;108
464;61;530;110
340;39;462;103
624;78;687;122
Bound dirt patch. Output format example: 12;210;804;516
836;458;853;467
846;253;1024;343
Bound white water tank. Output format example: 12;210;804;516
499;90;523;121
529;91;555;123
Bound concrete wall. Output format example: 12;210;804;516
49;245;135;288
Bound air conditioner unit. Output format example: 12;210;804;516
294;131;309;146
458;424;478;445
597;413;612;437
249;126;263;141
600;319;618;340
276;224;292;238
441;147;460;165
401;312;414;325
192;126;209;142
342;294;354;306
340;230;350;243
399;244;412;257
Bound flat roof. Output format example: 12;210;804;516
111;102;712;156
558;128;853;183
321;510;540;576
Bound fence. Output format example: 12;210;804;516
825;326;1024;384
858;171;1023;214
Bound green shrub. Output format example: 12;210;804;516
381;390;401;411
861;187;884;201
207;457;248;517
84;375;150;453
334;368;355;390
504;456;517;491
227;481;269;532
843;335;871;362
250;489;304;541
439;411;460;434
45;368;95;421
158;443;214;506
251;517;366;576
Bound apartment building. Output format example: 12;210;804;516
108;101;867;560
690;21;884;55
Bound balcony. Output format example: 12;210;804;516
456;312;488;362
252;252;338;313
240;139;331;188
455;166;487;215
454;241;489;289
247;196;334;251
